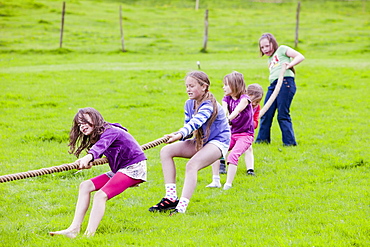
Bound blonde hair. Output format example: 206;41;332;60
185;71;218;151
247;83;264;103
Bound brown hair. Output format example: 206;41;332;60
259;33;279;57
247;83;264;103
259;33;295;73
185;71;218;151
68;107;107;157
223;71;246;99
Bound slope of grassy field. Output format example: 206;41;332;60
0;0;369;246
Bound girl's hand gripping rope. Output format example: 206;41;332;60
75;154;94;170
165;132;183;144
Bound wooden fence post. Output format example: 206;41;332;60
119;5;126;52
201;9;208;53
195;0;199;11
294;1;301;48
59;1;66;48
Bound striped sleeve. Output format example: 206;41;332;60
179;103;213;139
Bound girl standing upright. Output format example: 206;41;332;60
148;71;230;215
256;33;305;146
206;72;254;190
244;83;264;176
50;107;147;238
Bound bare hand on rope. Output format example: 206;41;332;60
75;154;94;170
165;132;182;144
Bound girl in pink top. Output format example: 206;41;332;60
244;84;264;176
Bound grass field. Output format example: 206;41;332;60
0;0;369;246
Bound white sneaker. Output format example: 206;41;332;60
206;181;221;188
223;184;232;190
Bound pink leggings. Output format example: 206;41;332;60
90;172;143;200
227;133;254;165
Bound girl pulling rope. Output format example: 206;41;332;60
148;71;231;215
49;107;147;238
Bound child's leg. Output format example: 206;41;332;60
176;143;222;213
160;141;197;197
85;172;142;236
206;160;221;188
84;190;108;237
245;146;254;170
150;140;198;212
219;158;227;174
160;140;197;184
276;77;297;146
206;137;235;188
224;134;253;189
244;146;255;175
224;164;237;190
211;160;221;176
70;180;96;231
49;176;103;238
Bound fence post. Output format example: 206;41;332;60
59;1;66;48
119;5;126;52
195;0;199;10
294;1;301;48
201;9;208;53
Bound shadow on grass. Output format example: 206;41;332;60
334;159;368;170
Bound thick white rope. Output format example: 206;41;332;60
258;64;287;119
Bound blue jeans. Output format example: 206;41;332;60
256;77;297;146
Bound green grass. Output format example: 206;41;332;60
0;0;369;246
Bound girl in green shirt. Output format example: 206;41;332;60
256;33;305;146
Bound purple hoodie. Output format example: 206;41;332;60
88;123;146;173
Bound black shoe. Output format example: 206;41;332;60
247;169;256;176
149;198;179;212
219;159;227;174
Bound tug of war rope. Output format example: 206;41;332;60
0;65;286;183
0;136;170;183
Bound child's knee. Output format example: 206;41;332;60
160;145;173;158
94;190;108;201
185;162;200;174
227;153;240;165
79;180;95;192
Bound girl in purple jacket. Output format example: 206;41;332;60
50;107;147;238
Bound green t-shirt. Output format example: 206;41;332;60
268;45;295;83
